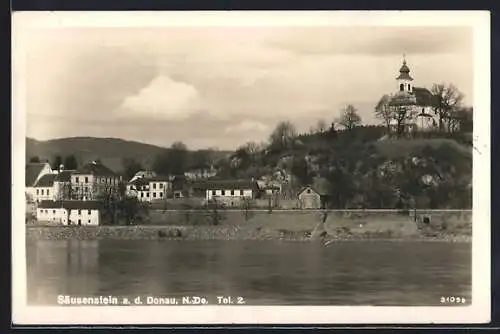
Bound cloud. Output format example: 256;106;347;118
118;75;202;121
225;120;270;134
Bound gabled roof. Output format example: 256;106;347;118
74;161;116;176
25;163;50;187
192;180;259;191
34;174;57;187
38;200;103;210
297;185;323;197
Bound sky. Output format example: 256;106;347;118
21;25;473;150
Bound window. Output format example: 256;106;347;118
159;183;163;188
88;210;91;215
75;187;79;193
88;220;91;224
36;189;39;195
84;177;88;183
141;192;144;198
153;183;157;189
231;190;234;196
153;193;156;198
221;190;225;196
78;209;81;215
159;192;163;197
41;189;44;195
47;189;50;196
84;187;88;193
239;190;243;196
307;189;311;194
146;192;149;197
78;219;81;226
399;83;404;91
53;210;56;214
408;84;411;91
75;177;79;183
212;190;216;196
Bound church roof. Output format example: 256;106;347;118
396;60;413;81
388;87;436;108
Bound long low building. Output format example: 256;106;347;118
36;200;103;226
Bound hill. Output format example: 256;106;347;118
26;137;232;173
374;138;472;159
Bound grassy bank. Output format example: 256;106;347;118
27;211;471;242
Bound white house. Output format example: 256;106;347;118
32;174;57;202
127;175;171;202
298;186;322;209
25;162;54;202
36;200;102;226
204;180;259;205
71;161;121;200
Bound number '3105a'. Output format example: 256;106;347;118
440;296;466;304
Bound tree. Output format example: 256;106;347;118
51;155;63;170
316;119;328;134
169;141;188;175
29;156;40;163
431;83;464;132
338;105;362;131
64;155;78;170
152;141;189;176
375;95;393;133
189;150;211;170
122;158;143;180
269;121;297;150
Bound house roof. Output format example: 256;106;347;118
298;185;322;197
38;200;103;210
34;174;57;187
389;87;436;108
148;175;171;182
25;163;49;186
54;170;75;182
192;180;259;191
74;161;116;176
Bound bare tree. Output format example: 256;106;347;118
431;83;464;132
375;95;393;133
338;105;362;131
269;121;297;150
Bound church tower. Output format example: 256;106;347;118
396;55;413;94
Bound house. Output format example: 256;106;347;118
32;174;57;202
203;180;259;206
71;161;121;200
36;200;102;226
25;162;53;202
386;57;440;133
127;175;171;202
298;186;322;209
256;180;282;196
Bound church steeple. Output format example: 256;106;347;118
396;54;413;93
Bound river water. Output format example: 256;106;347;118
26;240;471;306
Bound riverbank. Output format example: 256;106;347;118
26;211;472;243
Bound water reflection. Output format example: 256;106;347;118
27;240;471;306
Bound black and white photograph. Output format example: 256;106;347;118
12;11;490;325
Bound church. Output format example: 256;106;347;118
387;57;439;134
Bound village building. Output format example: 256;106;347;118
36;200;102;226
25;162;54;202
32;174;57;202
127;175;171;202
70;161;121;200
184;167;217;181
387;57;439;134
202;180;260;206
297;185;325;209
